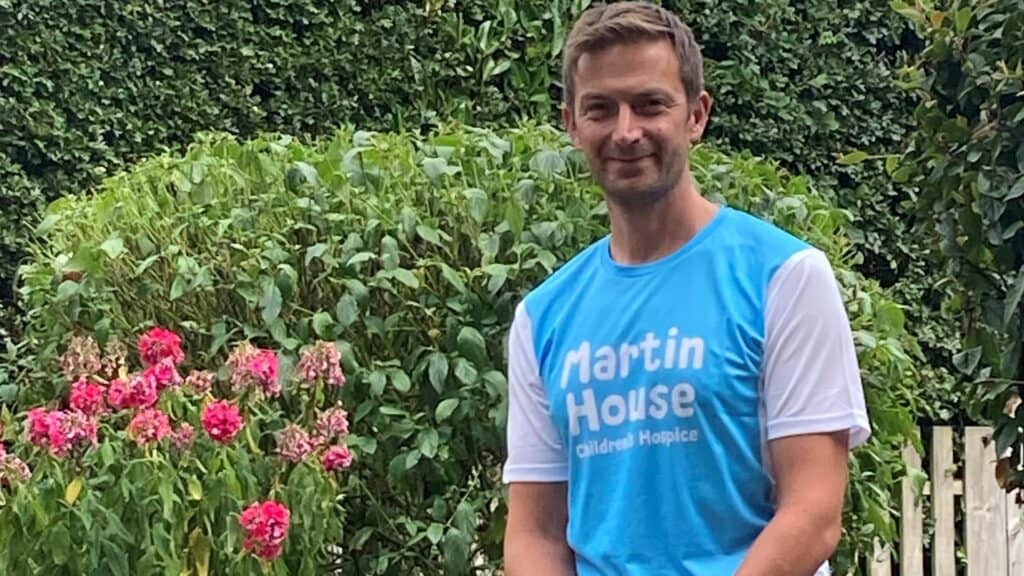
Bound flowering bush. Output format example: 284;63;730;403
0;327;354;575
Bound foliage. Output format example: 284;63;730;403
888;0;1024;495
0;0;931;349
0;326;352;575
11;123;923;573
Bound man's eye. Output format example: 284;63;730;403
637;100;666;114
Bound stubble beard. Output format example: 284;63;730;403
599;152;686;211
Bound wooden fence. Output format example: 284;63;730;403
868;426;1023;576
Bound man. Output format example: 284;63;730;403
501;2;871;575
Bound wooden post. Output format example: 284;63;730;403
932;427;956;576
964;426;1008;576
900;444;924;576
1008;490;1023;576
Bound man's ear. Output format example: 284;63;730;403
562;104;580;147
687;91;713;143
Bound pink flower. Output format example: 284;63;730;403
226;343;280;398
248;350;279;395
28;409;98;457
184;370;216;395
143;359;182;391
297;341;346;388
321;444;353;472
138;327;185;367
26;407;53;446
315;404;349;441
171;423;195;452
239;500;290;561
275;424;314;463
112;373;158;410
127;408;173;447
201;400;243;444
69;378;106;416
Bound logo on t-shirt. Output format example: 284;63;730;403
557;326;704;459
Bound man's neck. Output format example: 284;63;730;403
606;175;719;265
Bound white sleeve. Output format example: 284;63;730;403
502;300;569;483
762;248;871;449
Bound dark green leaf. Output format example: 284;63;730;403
1003;265;1024;329
456;327;487;365
952;346;983;375
313;311;334;338
428;353;449;393
436;398;459;422
336;295;359;329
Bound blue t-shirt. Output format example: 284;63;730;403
502;205;870;575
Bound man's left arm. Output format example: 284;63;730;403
736;248;872;576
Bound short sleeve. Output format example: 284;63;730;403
502;300;570;483
762;249;871;449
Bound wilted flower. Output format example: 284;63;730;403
201;400;243;444
171;423;195;452
127;408;173;447
0;452;32;486
184;370;216;396
297;341;345;388
100;337;128;380
321;444;353;472
239;500;290;561
69;378;106;416
59;334;102;384
275;424;314;463
138;327;185;367
315;404;349;441
226;343;280;397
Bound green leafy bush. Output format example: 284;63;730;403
0;326;351;575
12;123;923;573
892;0;1024;494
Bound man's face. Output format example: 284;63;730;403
564;39;710;207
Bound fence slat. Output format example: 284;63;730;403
932;427;956;576
965;426;1008;576
870;539;891;576
900;444;924;576
1008;491;1023;576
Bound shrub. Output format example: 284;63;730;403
891;0;1024;495
0;326;352;575
14;123;923;573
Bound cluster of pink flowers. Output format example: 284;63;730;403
69;378;106;416
226;343;280;398
239;500;291;560
25;407;98;457
138;327;185;367
201;400;243;444
296;341;346;388
12;327;357;563
127;408;173;446
273;401;353;473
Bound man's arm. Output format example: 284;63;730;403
505;482;576;576
735;430;850;576
739;248;871;574
501;301;576;575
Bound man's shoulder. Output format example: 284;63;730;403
719;206;812;255
523;236;606;302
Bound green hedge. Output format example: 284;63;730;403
1;1;930;340
13;124;923;574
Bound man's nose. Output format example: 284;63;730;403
612;106;642;145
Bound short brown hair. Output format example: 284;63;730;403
561;1;704;108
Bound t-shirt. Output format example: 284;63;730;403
502;204;871;575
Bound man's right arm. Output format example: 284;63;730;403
504;482;576;576
502;301;575;575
